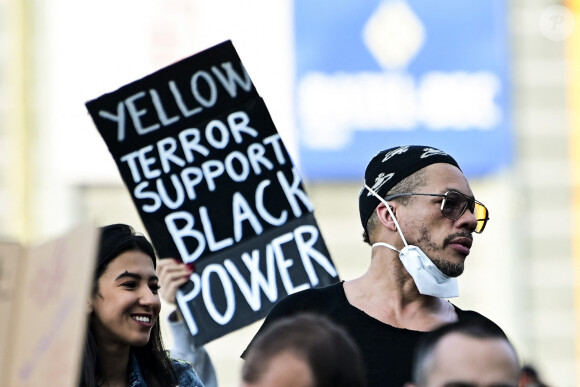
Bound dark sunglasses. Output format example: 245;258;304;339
383;190;490;233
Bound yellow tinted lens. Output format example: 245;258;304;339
474;203;488;233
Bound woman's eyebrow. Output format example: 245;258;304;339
115;271;140;281
115;271;159;281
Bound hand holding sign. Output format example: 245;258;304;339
158;258;193;306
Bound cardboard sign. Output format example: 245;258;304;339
0;242;24;382
0;225;98;387
86;40;339;346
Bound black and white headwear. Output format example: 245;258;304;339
359;145;461;234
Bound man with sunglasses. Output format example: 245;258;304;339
243;145;502;387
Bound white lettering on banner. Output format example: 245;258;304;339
176;225;338;334
211;62;252;98
192;71;218;108
225;151;250;182
202;160;224;191
125;92;161;136
162;169;307;263
223;247;278;311
157;174;185;210
158;137;186;172
120;145;162;183
165;211;206;263
120;111;259;184
298;71;502;149
262;134;287;165
277;168;314;217
169;80;202;118
201;264;235;325
199;207;234;252
131;137;290;214
150;88;180;126
179;128;210;163
177;274;202;334
294;224;337;286
97;62;253;142
270;232;310;295
115;128;211;190
205;119;230;149
232;192;264;241
255;180;287;226
227;110;259;144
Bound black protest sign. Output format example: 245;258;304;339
86;41;339;346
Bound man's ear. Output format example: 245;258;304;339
376;202;398;232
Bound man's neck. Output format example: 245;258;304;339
343;249;457;331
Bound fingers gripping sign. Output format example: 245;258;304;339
158;258;194;307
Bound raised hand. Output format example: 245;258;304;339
157;258;193;306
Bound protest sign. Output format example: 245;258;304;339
86;40;339;346
0;225;98;386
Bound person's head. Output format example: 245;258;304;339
241;313;366;387
89;223;161;348
81;224;176;386
359;145;489;277
408;319;520;387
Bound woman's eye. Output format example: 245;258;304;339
150;284;161;294
121;281;137;289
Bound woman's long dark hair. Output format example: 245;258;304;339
79;224;178;386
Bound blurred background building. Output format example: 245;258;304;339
1;0;578;385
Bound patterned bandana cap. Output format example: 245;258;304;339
359;145;461;234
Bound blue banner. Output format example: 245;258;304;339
295;0;511;180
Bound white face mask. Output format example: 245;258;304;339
365;184;459;298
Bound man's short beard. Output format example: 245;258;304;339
413;226;468;277
431;257;464;277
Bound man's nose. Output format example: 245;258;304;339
457;206;478;232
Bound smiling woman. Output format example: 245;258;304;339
79;223;204;387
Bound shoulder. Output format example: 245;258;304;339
454;306;506;335
276;281;344;306
454;306;494;322
171;358;204;387
268;281;345;316
242;281;344;359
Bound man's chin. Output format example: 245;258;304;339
446;268;464;278
432;258;464;277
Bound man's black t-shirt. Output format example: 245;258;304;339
242;281;503;387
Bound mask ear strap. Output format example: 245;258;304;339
372;242;400;252
364;184;409;247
